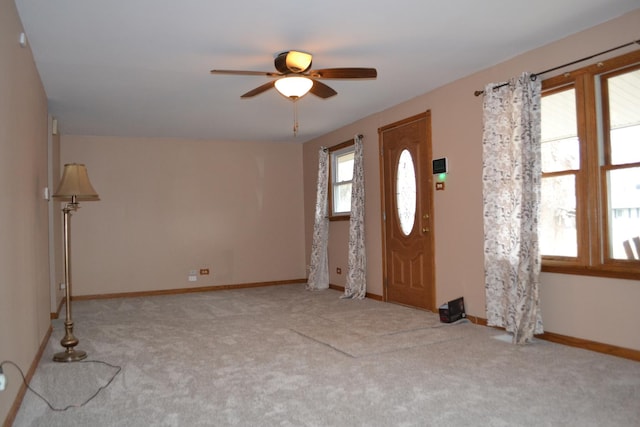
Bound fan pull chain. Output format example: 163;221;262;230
293;100;299;137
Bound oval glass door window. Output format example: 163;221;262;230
396;149;416;235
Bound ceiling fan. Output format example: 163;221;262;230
210;50;377;100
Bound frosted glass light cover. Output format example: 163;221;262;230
275;77;313;98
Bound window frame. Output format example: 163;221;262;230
540;49;640;280
328;139;355;221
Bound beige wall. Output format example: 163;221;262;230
0;0;50;422
303;9;640;351
60;135;306;296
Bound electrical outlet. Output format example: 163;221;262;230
336;267;342;274
59;283;65;290
199;268;209;275
188;275;197;282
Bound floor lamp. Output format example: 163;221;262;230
52;163;99;363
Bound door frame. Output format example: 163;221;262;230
378;111;436;310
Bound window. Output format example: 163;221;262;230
328;140;355;219
540;50;640;278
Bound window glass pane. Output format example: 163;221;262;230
336;152;354;182
396;149;416;236
606;68;640;165
541;89;579;172
330;145;354;215
607;167;640;259
334;183;352;213
540;175;577;257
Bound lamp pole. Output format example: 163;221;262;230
53;195;87;362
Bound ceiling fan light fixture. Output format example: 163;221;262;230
274;50;313;73
275;76;313;99
285;50;312;72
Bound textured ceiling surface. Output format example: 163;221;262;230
14;0;640;143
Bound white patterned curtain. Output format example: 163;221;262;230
482;72;544;344
343;134;366;299
307;147;330;291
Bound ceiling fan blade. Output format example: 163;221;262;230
241;81;276;98
210;69;282;77
308;68;377;79
309;80;338;99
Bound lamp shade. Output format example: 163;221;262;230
53;163;99;200
275;76;313;99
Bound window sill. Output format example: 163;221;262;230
329;215;350;222
542;263;640;280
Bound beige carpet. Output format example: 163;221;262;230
13;284;640;426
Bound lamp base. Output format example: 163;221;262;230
53;349;87;363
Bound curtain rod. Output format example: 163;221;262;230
474;39;640;96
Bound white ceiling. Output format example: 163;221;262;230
14;0;640;143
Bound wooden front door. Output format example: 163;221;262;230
379;111;435;310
